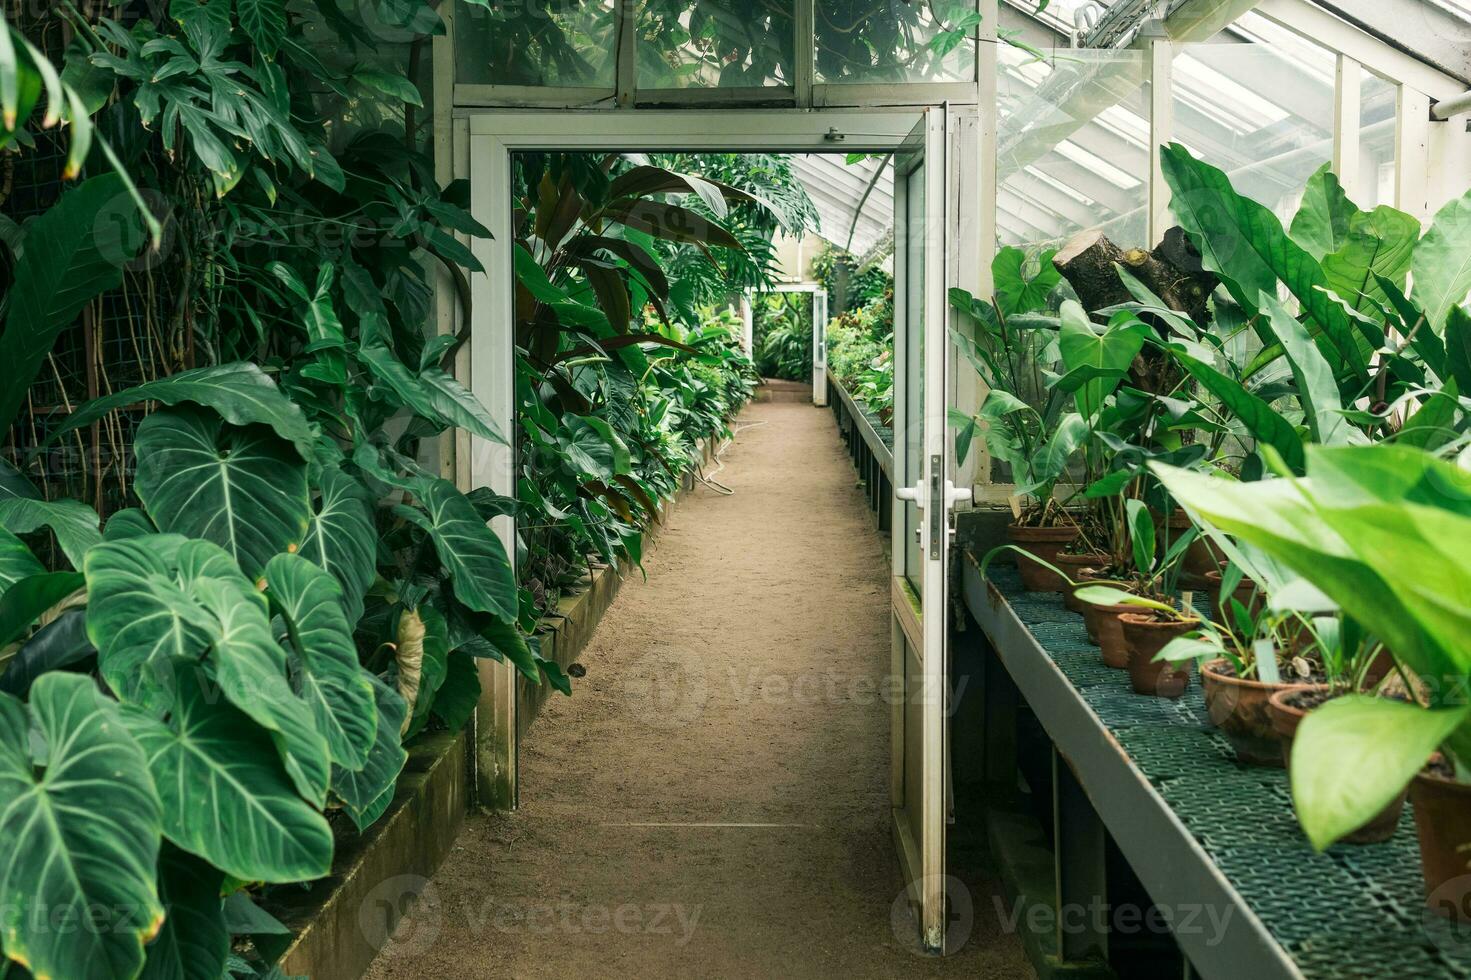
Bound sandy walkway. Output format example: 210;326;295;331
364;401;1032;979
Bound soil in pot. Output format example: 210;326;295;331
1412;759;1471;922
1119;613;1197;698
1007;523;1080;593
1056;553;1107;614
1268;687;1408;845
1203;659;1300;767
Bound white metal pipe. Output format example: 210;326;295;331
1432;89;1471;121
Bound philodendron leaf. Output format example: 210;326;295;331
399;478;517;621
0;609;95;699
1410;187;1471;332
140;845;228;980
1290;165;1357;260
265;553;377;771
0;495;101;567
123;660;334;882
37;362;319;463
0;672;164;980
432;650;481;731
0;570;84;647
1291;695;1468;850
0;173;141;433
299;467;376;627
0;526;43;599
358;341;505;446
331;674;408;832
135;406;311;577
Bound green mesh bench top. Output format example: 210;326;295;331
963;555;1471;980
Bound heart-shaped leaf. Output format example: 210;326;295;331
135;406;311;576
0;672;164;980
398;478;517;621
123;660;333;883
331;673;408;832
0;496;101;568
140;845;228;980
265;553;376;771
299;466;376;626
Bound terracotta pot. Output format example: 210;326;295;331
1056;553;1107;614
1363;647;1397;686
1006;524;1080;592
1202;659;1293;767
1203;569;1262;625
1268;687;1407;844
1083;601;1137;668
1119;613;1197;698
1411;768;1471;922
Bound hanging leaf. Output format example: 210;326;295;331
299;466;377;626
237;0;288;57
0;173;142;431
0;570;84;647
122;660;334;883
602;200;742;249
359;341;506;445
1410;187;1471;332
1289;165;1357;260
0;672;164;980
0;526;43;598
0;496;101;568
37;362;319;463
265;553;377;771
140;845;229;980
402;606;449;739
354;69;423;107
135;406;311;576
431;650;480;731
397;479;517;621
331;674;408;831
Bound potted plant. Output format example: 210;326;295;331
1074;498;1202;696
1153;445;1471;916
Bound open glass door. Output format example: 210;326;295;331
890;106;965;953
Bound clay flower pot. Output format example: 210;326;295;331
1056;553;1107;614
1203;569;1262;624
1268;687;1407;845
1083;600;1137;668
1119;613;1197;698
1007;524;1080;592
1411;766;1471;922
1202;659;1294;767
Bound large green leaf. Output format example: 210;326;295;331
359;341;505;445
1258;292;1347;445
122;660;334;883
1291;696;1468;850
1289;165;1356;260
1320;206;1420;314
0;174;141;431
0;672;163;980
432;650;480;731
265;553;377;771
1170;350;1306;472
237;0;287;58
1057;302;1147;419
331;673;408;832
38;363;319;462
299;466;377;626
399;478;517;621
0;496;101;568
0;526;43;598
0;609;94;699
992;246;1061;317
140;845;228;980
1161;144;1368;382
135;406;311;576
602;199;742;249
0;570;83;647
1411;187;1471;332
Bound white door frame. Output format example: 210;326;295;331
755;283;831;406
463;110;931;810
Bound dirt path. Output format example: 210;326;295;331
364;401;1033;980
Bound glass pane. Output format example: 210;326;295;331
637;0;794;89
1358;69;1397;209
1174;19;1336;221
903;160;925;593
996;48;1150;250
816;0;975;83
455;1;617;88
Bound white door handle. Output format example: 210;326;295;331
897;483;925;508
945;481;973;508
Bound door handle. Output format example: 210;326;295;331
897;483;925;509
944;481;973;509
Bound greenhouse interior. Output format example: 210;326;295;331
2;0;1471;978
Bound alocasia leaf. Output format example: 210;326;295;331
299;466;377;626
1410;187;1471;332
140;845;229;980
331;674;408;832
397;478;517;621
